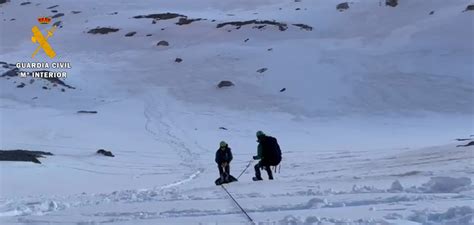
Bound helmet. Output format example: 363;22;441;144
256;130;265;137
220;141;227;147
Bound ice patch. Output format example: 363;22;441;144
407;206;473;225
419;177;472;193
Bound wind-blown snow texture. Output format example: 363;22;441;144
0;0;473;224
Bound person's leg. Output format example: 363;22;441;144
264;164;273;180
218;164;224;176
224;164;230;181
225;164;230;175
254;162;262;180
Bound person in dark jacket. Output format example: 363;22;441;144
252;131;274;181
215;141;233;182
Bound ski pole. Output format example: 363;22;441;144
237;160;253;179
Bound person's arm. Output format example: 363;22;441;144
215;151;220;164
228;148;233;162
253;144;263;160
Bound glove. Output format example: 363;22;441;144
253;156;258;160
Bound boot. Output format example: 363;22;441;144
252;176;263;181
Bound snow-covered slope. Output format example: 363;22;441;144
0;0;473;224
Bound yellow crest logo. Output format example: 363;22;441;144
31;17;57;59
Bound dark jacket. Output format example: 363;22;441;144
215;147;233;164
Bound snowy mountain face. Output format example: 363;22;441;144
0;0;473;224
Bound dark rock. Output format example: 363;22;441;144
253;25;266;29
211;19;216;22
47;4;59;9
87;27;120;34
53;21;62;27
133;12;185;20
217;80;234;88
267;48;273;51
244;38;249;42
16;82;25;88
33;70;75;89
125;31;136;37
42;86;48;90
176;17;202;25
0;150;53;164
51;13;64;18
61;88;65;92
152;20;157;24
465;5;474;11
257;68;268;73
109;12;118;15
32;97;38;99
429;11;435;15
77;110;97;114
0;0;8;4
146;34;152;36
457;141;474;147
293;23;313;31
97;149;114;157
337;2;349;11
217;20;288;31
280;88;286;92
295;8;301;10
386;0;398;7
10;18;15;21
71;11;81;14
175;58;183;63
157;40;169;46
1;68;19;77
456;138;471;141
20;1;30;5
219;127;228;130
51;10;58;13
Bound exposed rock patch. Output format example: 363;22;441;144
257;68;268;73
87;27;120;34
125;31;136;37
386;0;398;7
457;141;474;147
47;4;59;9
77;110;97;114
157;40;169;46
293;23;313;31
217;20;288;31
97;149;114;157
217;80;234;88
337;2;349;11
133;12;184;20
0;150;53;164
465;4;474;11
176;18;202;25
52;13;64;19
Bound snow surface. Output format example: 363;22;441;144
0;0;473;224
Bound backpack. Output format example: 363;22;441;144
262;136;282;166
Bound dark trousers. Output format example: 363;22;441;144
218;164;230;177
254;161;273;179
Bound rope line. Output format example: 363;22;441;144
221;184;255;224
